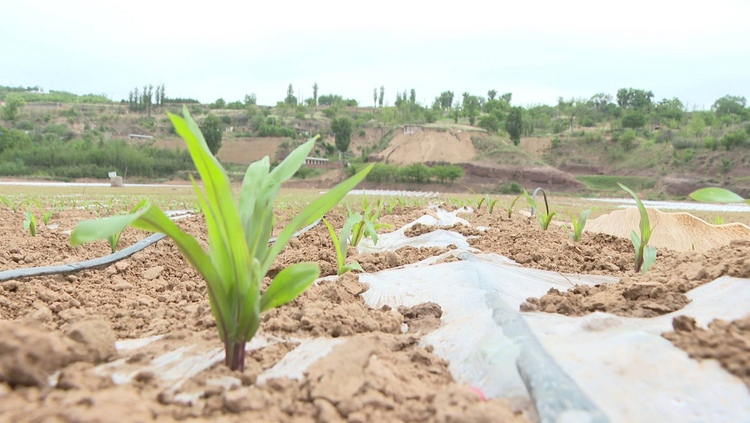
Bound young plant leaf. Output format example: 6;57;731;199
689;187;745;203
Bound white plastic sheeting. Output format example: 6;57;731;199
360;254;617;410
524;276;750;422
345;189;439;198
359;253;750;422
357;207;475;253
585;197;750;213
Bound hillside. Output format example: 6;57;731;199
2;86;749;197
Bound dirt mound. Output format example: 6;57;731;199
663;315;750;389
153;137;284;165
375;129;476;165
405;222;481;238
520;239;750;318
586;207;750;252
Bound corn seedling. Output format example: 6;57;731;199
486;195;500;214
106;199;148;253
563;208;592;242
24;211;37;236
523;189;557;230
619;183;657;274
41;207;56;225
714;216;726;225
690;187;750;205
71;107;372;371
507;194;522;218
348;195;392;247
323;214;365;276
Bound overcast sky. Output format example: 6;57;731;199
2;0;749;109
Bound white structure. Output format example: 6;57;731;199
128;134;154;139
403;124;422;134
304;157;329;165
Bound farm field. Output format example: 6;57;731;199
1;174;749;421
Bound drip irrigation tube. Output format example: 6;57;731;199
486;291;609;423
0;217;323;282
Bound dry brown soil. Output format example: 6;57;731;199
2;204;748;420
663;315;750;389
0;205;526;422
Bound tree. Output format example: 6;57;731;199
478;114;500;133
312;83;319;106
1;94;26;121
285;84;297;106
213;98;226;109
622;111;646;129
506;107;523;145
409;89;416;105
463;96;480;125
616;88;654;110
373;88;377;108
378;86;384;107
590;93;613;112
439;91;454;110
331;116;353;156
200;114;224;155
244;94;257;106
500;93;512;103
688;115;705;138
451;103;462;123
487;90;497;101
711;95;746;117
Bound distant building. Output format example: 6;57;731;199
128;134;154;139
404;124;422;134
303;157;337;169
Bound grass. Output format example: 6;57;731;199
576;175;656;192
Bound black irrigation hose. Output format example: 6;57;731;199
0;217;323;282
454;252;608;422
485;291;609;423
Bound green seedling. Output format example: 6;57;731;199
323;214;365;276
619;183;657;274
563;208;592;242
486;195;500;214
523;189;557;230
24;211;37;236
714;216;726;225
689;187;750;205
41;207;56;225
507;194;522;218
107;199;148;253
348;193;392;246
71;107;372;371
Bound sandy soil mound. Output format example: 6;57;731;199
585;207;750;252
376;130;476;165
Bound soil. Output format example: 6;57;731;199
0;205;527;422
2;201;748;419
0;208;147;271
518;238;750;318
375;130;476;165
663;315;750;389
585;207;750;252
404;223;481;238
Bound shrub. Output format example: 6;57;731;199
703;137;716;150
622;111;646;129
400;163;432;183
431;164;464;183
721;130;749;150
671;138;695;150
478;114;500;133
582;116;595;127
294;111;306;120
721;158;732;173
358;129;366;137
620;130;637;151
322;108;337;119
551;136;561;148
584;132;602;144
